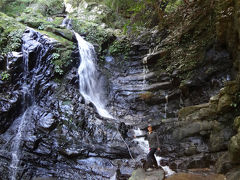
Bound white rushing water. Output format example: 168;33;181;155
75;32;113;119
134;128;175;176
164;93;169;119
10;107;32;180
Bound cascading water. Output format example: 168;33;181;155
10;106;33;180
164;93;169;119
75;32;113;119
8;28;54;180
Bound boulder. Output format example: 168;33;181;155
228;132;240;163
233;116;240;130
165;173;226;180
173;121;214;140
226;166;240;180
215;152;232;174
178;103;210;120
217;94;233;113
129;168;165;180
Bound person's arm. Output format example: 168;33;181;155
134;134;147;138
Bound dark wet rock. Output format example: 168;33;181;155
0;91;22;133
65;67;79;87
7;52;23;77
143;49;168;65
0;55;5;70
38;113;56;129
178;45;232;107
1;1;240;179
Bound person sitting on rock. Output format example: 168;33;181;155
134;123;161;170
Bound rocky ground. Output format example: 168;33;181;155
0;0;240;179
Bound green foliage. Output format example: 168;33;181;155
108;39;130;57
52;52;60;60
72;19;115;53
32;0;64;16
7;29;23;51
0;13;25;55
0;0;34;16
1;71;10;81
231;92;240;109
51;48;73;75
1;0;64;17
51;52;64;75
164;0;183;13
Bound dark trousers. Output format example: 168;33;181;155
146;148;158;168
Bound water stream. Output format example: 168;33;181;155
8;28;53;180
75;32;113;119
164;93;169;119
134;128;175;176
10;106;33;180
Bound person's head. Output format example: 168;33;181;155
147;124;153;132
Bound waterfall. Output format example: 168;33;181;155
75;32;113;119
9;28;53;179
142;52;149;90
61;17;72;29
10;107;32;180
164;93;168;119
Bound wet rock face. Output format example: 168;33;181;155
0;8;238;179
156;81;239;171
0;28;143;179
0;28;56;133
0;91;22;133
180;45;232;107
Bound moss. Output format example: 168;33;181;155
139;91;154;101
71;18;116;56
37;29;73;47
154;0;216;81
0;71;10;81
51;48;74;75
45;30;74;75
229;133;240;163
2;0;64;17
16;10;63;30
178;103;210;119
108;38;130;57
0;12;25;55
234;116;240;130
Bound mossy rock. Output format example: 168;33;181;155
16;11;62;30
71;18;116;56
217;94;233;113
173;121;214;140
0;12;25;55
229;132;240;163
35;28;74;76
178;103;209;120
222;81;239;95
3;0;64;17
233;116;240;130
44;26;74;41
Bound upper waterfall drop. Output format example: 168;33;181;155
74;32;113;119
